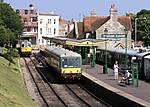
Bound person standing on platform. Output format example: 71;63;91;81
114;61;119;80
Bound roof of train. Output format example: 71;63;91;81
144;55;150;59
135;52;150;57
97;48;137;56
45;46;81;57
97;47;150;57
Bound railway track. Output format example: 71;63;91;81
33;52;110;107
23;57;66;107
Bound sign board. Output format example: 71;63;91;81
101;34;126;38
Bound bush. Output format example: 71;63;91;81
0;48;19;65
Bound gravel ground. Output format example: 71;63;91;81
20;58;44;107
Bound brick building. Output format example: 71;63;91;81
16;4;38;45
67;5;132;49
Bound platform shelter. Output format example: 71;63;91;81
43;36;105;67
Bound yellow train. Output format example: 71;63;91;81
20;40;32;56
40;46;82;80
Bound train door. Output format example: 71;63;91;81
144;55;150;80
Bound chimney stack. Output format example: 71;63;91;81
109;4;118;21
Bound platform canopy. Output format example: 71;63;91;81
43;36;105;47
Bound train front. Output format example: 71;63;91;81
60;56;82;81
21;41;32;56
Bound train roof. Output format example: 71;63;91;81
45;46;81;57
135;52;150;57
97;47;150;57
144;55;150;59
97;47;137;56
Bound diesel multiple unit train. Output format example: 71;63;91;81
96;48;150;81
40;46;82;80
18;40;32;56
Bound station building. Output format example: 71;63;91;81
43;4;132;65
67;4;132;49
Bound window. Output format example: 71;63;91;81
21;44;24;47
34;27;37;32
23;28;27;32
27;27;31;32
40;28;42;34
24;18;27;22
48;19;51;24
54;28;56;35
40;19;42;24
25;10;28;14
48;28;51;34
54;19;56;24
31;17;37;22
30;10;34;14
16;9;20;14
42;39;44;43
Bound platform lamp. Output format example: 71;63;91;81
103;28;108;74
91;29;96;67
124;27;128;69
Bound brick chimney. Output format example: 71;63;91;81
109;4;118;21
91;9;96;16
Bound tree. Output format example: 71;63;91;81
0;2;22;47
132;9;150;46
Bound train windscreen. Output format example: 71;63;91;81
61;57;81;68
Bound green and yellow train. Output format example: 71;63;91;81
40;46;82;81
18;40;32;56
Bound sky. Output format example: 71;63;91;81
5;0;150;20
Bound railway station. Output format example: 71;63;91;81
41;36;150;106
1;1;150;107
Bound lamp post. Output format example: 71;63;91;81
91;30;95;67
124;28;128;69
104;28;108;74
135;18;138;46
135;17;146;46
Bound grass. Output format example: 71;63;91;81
0;56;35;107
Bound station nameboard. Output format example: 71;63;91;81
101;34;126;38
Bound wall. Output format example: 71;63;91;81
96;19;131;49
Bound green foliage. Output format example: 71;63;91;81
0;2;22;47
0;25;14;46
131;9;150;46
0;48;19;65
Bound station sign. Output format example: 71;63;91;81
101;34;126;38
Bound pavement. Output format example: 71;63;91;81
83;64;150;103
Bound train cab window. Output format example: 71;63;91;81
27;43;31;47
74;58;80;67
62;58;68;68
21;44;24;47
68;58;74;67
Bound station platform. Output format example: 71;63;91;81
82;64;150;106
